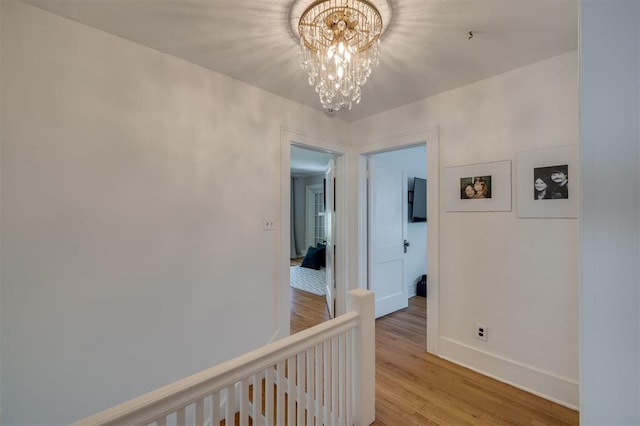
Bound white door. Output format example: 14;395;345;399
368;157;408;318
325;158;336;318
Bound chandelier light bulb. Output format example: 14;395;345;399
298;0;383;111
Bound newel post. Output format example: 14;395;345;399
348;288;375;426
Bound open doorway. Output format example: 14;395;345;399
353;127;440;353
279;129;348;339
289;146;333;329
289;146;331;265
368;146;428;318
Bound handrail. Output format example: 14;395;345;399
72;312;360;426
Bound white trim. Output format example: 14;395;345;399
305;183;324;250
350;127;440;355
439;337;579;409
280;127;349;338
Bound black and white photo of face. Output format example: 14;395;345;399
551;170;568;186
533;164;568;200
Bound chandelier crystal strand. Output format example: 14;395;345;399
298;0;382;111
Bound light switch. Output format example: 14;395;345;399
264;217;276;231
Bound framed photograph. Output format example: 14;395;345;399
516;145;577;218
445;160;512;211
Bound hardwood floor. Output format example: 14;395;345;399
290;290;578;425
290;287;330;334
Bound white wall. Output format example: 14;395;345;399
580;0;640;423
7;0;638;421
0;0;3;418
351;52;579;407
371;146;427;296
0;1;349;424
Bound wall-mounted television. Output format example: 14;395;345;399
411;177;427;222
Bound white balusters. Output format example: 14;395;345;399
177;406;186;426
71;289;375;426
297;352;305;425
265;367;274;426
287;357;295;424
239;378;249;426
346;329;353;425
315;344;323;426
331;335;339;425
306;348;314;423
211;391;220;425
252;373;262;425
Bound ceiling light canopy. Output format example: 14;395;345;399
298;0;383;112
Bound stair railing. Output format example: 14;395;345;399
72;289;375;426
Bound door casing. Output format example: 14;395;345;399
351;128;440;354
305;183;325;250
279;128;348;339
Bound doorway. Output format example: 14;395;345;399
290;145;332;261
279;129;348;338
368;146;427;318
290;146;334;318
353;128;440;354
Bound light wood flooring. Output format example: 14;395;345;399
290;287;578;425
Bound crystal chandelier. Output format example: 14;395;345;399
298;0;383;111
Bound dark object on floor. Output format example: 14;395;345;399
417;274;427;297
315;243;326;267
301;243;326;270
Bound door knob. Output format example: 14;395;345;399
404;239;411;253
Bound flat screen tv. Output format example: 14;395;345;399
411;177;427;222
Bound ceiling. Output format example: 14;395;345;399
22;0;578;121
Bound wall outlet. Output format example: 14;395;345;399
475;323;488;341
263;217;276;231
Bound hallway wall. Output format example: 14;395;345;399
0;1;349;424
351;52;579;407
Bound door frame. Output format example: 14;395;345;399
279;127;348;338
305;183;325;250
351;127;440;354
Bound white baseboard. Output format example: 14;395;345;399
408;283;417;297
439;337;579;410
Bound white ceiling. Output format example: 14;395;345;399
21;0;578;121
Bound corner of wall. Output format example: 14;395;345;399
439;338;579;409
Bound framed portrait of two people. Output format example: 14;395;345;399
516;145;577;218
445;160;512;212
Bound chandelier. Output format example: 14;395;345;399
298;0;383;111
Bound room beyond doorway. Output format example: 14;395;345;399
279;128;348;339
368;145;428;318
351;127;440;354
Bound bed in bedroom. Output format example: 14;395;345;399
290;244;327;296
